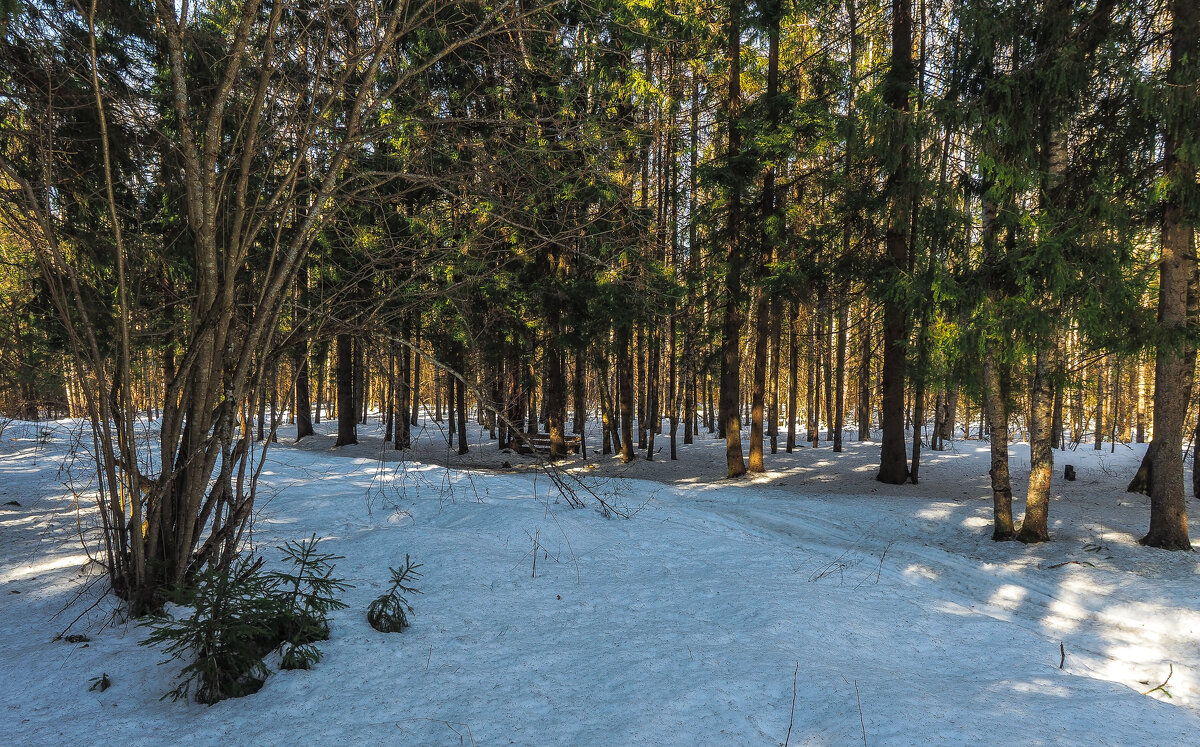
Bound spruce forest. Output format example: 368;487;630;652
1;0;1198;741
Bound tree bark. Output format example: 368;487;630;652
1142;0;1197;551
858;302;872;440
834;298;848;452
719;0;747;477
786;303;799;452
1017;340;1055;543
876;0;914;484
455;349;468;456
546;327;567;459
335;334;357;446
616;325;636;462
983;352;1015;540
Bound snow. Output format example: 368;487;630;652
2;415;1199;745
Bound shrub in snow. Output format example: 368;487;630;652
367;555;422;633
140;536;348;704
270;536;351;670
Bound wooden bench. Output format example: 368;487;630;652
525;433;582;455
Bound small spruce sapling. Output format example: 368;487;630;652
140;537;350;703
270;535;351;669
140;555;279;704
367;555;422;633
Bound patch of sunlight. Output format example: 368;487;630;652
1039;577;1114;634
928;600;974;616
1041;599;1085;633
748;471;787;483
903;564;939;582
916;506;953;520
987;583;1028;613
1090;644;1193;704
0;553;89;584
1010;678;1071;697
961;516;991;529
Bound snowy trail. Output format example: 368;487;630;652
3;419;1200;745
634;481;1200;716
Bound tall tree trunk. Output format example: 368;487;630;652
683;68;701;448
455;348;469;456
1143;0;1197;550
335;334;356;446
395;337;411;450
617;325;636;462
293;264;314;441
749;295;769;472
313;341;326;425
786;304;799;452
1051;380;1064;449
384;354;394;444
940;384;958;442
410;321;421;427
295;346;313;441
808;314;820;447
646;327;661;460
447;369;456;450
547;325;567;458
719;0;747;477
1135;360;1146;443
769;301;782;454
823;309;834;443
979;184;1014;539
909;314;928;484
858;302;872;440
876;0;914;484
982;353;1015;540
573;350;586;435
669;312;680;460
834;298;848;452
1017;340;1055;543
599;350;615;455
636;325;647;449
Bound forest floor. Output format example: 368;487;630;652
2;414;1199;745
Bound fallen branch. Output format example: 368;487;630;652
784;662;798;747
1142;663;1173;697
855;679;867;746
1046;560;1095;569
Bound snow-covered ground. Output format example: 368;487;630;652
2;415;1199;745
